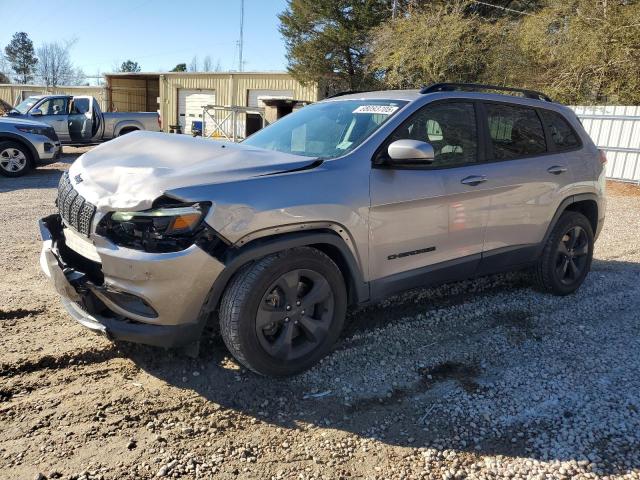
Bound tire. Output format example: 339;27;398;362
0;141;32;177
219;247;347;376
533;211;594;295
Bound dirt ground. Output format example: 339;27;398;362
1;148;640;480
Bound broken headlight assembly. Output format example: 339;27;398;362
97;202;213;253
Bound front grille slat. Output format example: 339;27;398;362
64;189;78;223
57;172;96;236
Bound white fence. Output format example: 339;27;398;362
572;106;640;183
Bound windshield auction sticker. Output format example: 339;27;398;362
352;105;399;115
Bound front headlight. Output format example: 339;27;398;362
98;202;211;252
16;125;48;135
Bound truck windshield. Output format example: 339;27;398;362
242;99;407;159
13;97;40;114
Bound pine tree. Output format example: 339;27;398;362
4;32;37;84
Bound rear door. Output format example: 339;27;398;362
68;96;94;143
476;102;576;273
33;97;70;142
369;101;491;291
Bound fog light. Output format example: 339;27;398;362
103;290;158;318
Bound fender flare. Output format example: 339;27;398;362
0;132;39;165
113;120;143;137
197;230;369;328
536;193;600;255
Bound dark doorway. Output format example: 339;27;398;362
246;113;262;137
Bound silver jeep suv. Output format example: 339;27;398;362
40;83;606;376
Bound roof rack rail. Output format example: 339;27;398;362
326;90;369;99
419;83;553;102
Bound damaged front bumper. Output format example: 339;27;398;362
39;214;225;348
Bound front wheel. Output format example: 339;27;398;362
534;211;594;295
219;247;347;376
0;141;32;177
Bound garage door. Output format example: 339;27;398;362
247;89;294;108
178;89;216;134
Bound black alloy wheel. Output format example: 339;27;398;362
533;211;594;295
256;269;335;362
555;225;590;285
219;247;347;376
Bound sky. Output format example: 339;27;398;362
0;0;289;83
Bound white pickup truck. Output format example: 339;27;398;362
6;95;161;144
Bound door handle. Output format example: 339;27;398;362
460;175;488;186
547;165;568;175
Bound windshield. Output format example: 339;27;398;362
243;99;407;159
13;97;40;114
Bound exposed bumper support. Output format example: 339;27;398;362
39;214;224;348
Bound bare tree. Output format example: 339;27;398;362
203;55;212;72
0;52;10;82
189;56;198;72
36;40;85;86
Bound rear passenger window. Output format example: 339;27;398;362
539;110;580;150
385;102;478;168
486;104;546;160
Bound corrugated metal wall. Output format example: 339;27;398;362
572;106;640;183
0;84;106;110
108;77;159;112
160;73;319;134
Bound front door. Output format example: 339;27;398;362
32;97;70;142
369;101;491;296
68;96;94;143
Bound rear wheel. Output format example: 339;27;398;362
0;141;32;177
219;247;347;376
534;211;594;295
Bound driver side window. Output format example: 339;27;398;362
37;97;68;116
382;102;478;168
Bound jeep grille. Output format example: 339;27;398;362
57;172;96;236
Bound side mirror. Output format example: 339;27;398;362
387;139;434;166
30;108;43;117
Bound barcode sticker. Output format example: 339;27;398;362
352;105;399;115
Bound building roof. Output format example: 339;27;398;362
103;71;293;77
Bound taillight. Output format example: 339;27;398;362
598;149;608;165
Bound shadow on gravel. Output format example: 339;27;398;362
124;259;640;476
0;346;124;378
0;154;76;192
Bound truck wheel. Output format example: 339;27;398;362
533;211;594;295
0;141;32;177
219;247;347;376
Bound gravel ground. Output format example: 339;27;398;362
1;149;639;480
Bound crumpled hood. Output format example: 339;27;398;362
69;131;319;212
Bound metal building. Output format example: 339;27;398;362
104;72;319;138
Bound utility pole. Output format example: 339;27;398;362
238;0;245;72
392;0;398;18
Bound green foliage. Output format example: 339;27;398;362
369;2;498;88
0;72;9;84
507;0;640;103
282;0;639;103
4;32;37;84
120;60;141;73
171;63;187;72
366;0;640;104
278;0;395;92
